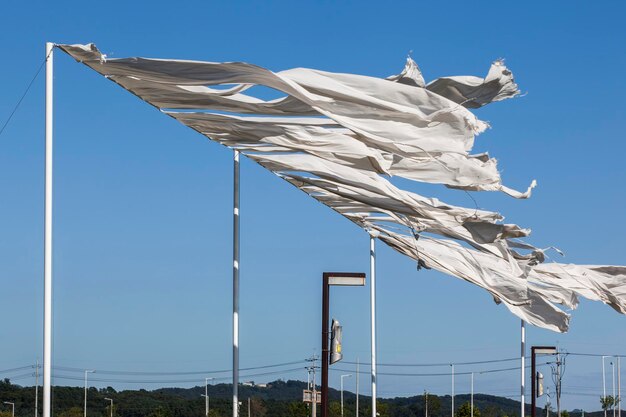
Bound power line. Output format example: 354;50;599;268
331;362;551;377
0;357;554;380
569;352;625;358
52;359;308;376
50;366;306;385
343;357;522;367
0;365;38;375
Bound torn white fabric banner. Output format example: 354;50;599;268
55;43;626;332
57;43;534;197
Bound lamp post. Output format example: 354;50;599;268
203;378;215;417
612;361;616;417
341;374;352;417
84;370;95;417
531;346;557;417
604;356;610;417
104;398;113;417
3;402;14;417
618;357;622;417
471;372;474;417
451;364;455;417
321;272;366;417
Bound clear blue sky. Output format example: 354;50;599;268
1;0;625;412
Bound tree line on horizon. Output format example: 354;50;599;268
0;378;605;417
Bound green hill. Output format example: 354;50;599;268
0;378;613;417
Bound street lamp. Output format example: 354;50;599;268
612;361;617;417
104;398;113;417
531;347;557;417
450;364;454;417
202;377;215;417
3;402;14;417
604;356;611;417
320;272;366;417
84;370;95;417
340;374;352;417
470;372;474;417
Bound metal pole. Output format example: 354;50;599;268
248;398;250;417
425;391;428;417
43;41;54;417
341;377;344;417
471;373;474;417
312;364;317;417
341;374;351;417
356;358;359;417
369;235;377;417
84;372;88;417
233;149;240;417
321;274;330;417
451;364;455;417
530;346;537;417
605;357;608;417
205;378;209;417
35;359;39;417
556;351;561;417
611;360;617;417
521;321;526;417
618;357;621;417
84;370;94;417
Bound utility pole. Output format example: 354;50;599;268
306;356;319;417
313;365;317;417
248;398;251;417
425;391;428;417
549;351;565;417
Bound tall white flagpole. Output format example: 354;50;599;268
233;149;240;417
43;41;54;417
521;320;526;417
369;234;377;417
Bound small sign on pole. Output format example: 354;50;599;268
330;319;343;365
303;390;322;404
